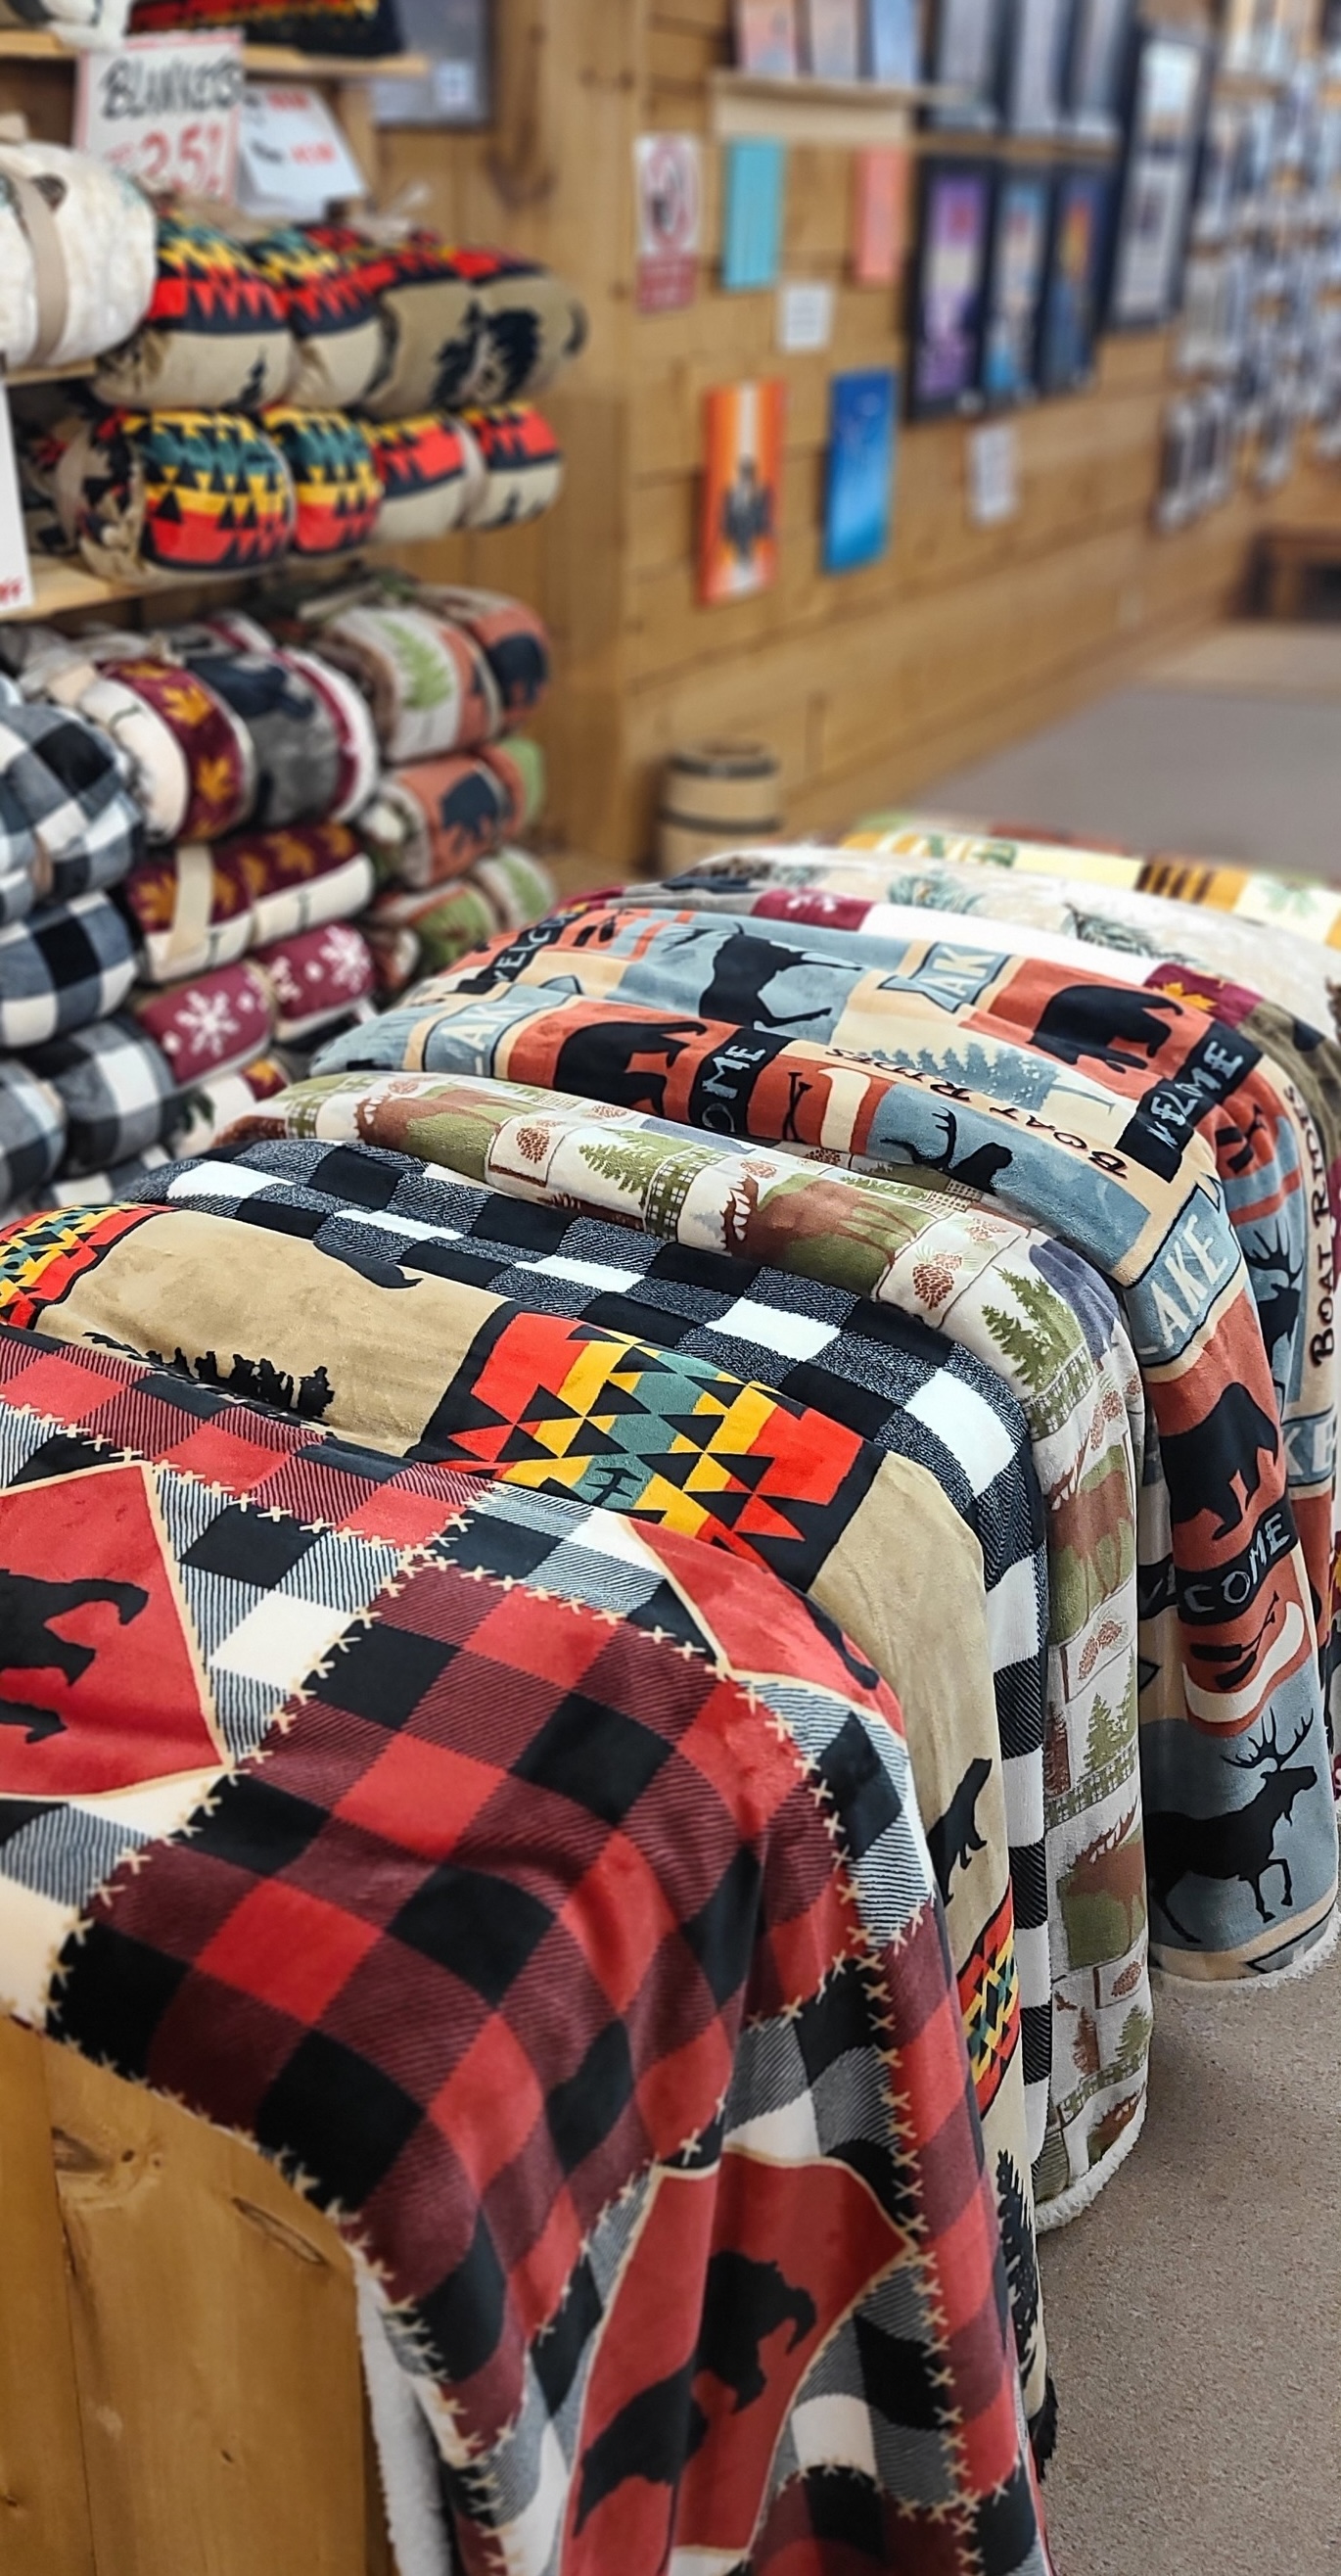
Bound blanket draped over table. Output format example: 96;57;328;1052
0;1324;1052;2576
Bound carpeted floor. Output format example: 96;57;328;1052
922;623;1341;881
1040;1924;1341;2573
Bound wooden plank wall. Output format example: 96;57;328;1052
364;0;1341;871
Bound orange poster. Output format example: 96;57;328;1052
699;379;784;605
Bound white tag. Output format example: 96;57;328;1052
967;422;1020;526
0;388;33;620
72;31;243;199
777;280;835;352
237;82;365;218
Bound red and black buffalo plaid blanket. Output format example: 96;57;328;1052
0;1324;1052;2575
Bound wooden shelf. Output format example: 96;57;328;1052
0;553;286;622
0;33;427;78
711;69;949;145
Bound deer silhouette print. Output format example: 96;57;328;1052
1244;1223;1304;1402
881;1107;1015;1195
1145;1713;1318;1944
0;1571;148;1744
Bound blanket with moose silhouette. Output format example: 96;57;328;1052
124;1131;1056;2162
367;900;1336;1651
210;1069;1151;2213
303;963;1341;1990
0;1196;1046;2416
0;1324;1053;2576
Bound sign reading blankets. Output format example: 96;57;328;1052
307;978;1340;1986
218;1068;1148;2213
0;1324;1052;2576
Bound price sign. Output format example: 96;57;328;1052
634;134;703;314
967;422;1020;528
73;32;243;201
237;83;366;218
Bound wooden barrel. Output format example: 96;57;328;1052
656;740;783;879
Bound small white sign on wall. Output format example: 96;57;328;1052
777;279;836;352
967;421;1021;527
238;82;366;219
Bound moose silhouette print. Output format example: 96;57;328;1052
1145;1714;1318;1944
0;1570;148;1744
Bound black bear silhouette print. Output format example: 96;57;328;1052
575;2249;817;2538
0;1573;148;1744
1029;985;1181;1074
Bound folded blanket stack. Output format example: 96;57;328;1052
16;208;584;584
0;575;559;1202
289;574;557;991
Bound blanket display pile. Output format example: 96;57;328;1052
3;373;1341;2563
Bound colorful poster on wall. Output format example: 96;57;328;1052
700;379;785;602
909;159;993;415
864;0;920;81
852;145;911;280
1039;164;1110;390
722;138;788;289
735;0;801;72
634;132;703;312
824;367;899;570
981;166;1050;400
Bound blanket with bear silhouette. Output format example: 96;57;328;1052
0;1323;1053;2576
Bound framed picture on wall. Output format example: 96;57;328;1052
908;157;994;414
700;379;785;602
1061;0;1131;131
926;0;1002;124
1105;23;1210;328
999;0;1072;133
735;0;802;72
824;366;900;569
981;165;1051;399
802;0;862;75
1039;163;1111;390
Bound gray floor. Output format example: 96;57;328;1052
923;629;1341;879
1040;1940;1341;2576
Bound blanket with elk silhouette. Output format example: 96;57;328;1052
306;937;1341;1986
373;898;1337;1662
0;1323;1053;2576
0;1193;1048;2428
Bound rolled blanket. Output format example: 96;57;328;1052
453;248;588;399
254;919;375;1041
167;634;357;831
51;409;296;585
0;891;136;1047
363;738;544;888
413;584;551;718
326;231;486;417
299;600;501;762
361;414;485;542
366;849;558;993
0;143;156;370
458;404;564;528
133;958;276;1087
257;405;383;556
24;1012;177;1172
0;1056;65;1211
248;226;383;409
163;1052;290;1156
122;820;375;984
42;652;254;844
92;213;294;413
0;688;142;913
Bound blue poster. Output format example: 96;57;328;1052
823;366;899;572
722;139;788;291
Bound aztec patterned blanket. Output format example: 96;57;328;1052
215;1069;1150;2214
0;1324;1052;2575
305;976;1341;1989
128;1134;1054;2157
